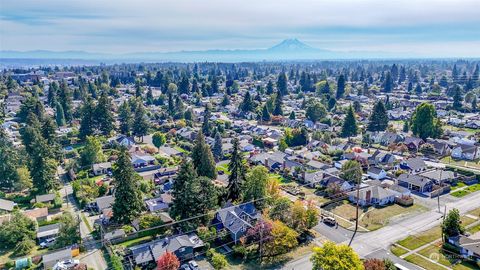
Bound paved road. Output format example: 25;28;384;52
282;190;480;270
60;169;108;270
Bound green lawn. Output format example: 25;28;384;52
451;183;480;198
117;235;153;248
268;173;291;185
404;254;445;270
390;245;409;257
451;182;467;191
397;226;442;250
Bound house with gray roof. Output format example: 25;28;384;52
212;203;260;243
129;233;204;265
397;173;433;193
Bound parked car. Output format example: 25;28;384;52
179;264;191;270
188;260;199;270
323;216;337;226
53;259;80;270
40;237;56;248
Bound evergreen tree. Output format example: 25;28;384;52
202;105;212;136
289;111;296;120
327;97;337;111
47;82;58;107
167;92;175;116
261;104;271;122
171;161;217;229
403;121;409;132
277;72;288;96
191;131;217;179
58;81;73;122
341;106;358;138
272;92;283;116
112;148;144;224
146;87;154;105
55;102;66;127
0;129;19;191
383;72;393;93
336;75;345;99
132;103;149;140
367;101;388;132
118;101;133;135
266;80;274;95
415;84;422;95
240;91;254;112
94;92;115;136
79;97;95;140
221;95;230;106
227;138;246;202
452;85;463;111
212;132;223;161
411;103;442;140
21;116;57;193
178;75;190;95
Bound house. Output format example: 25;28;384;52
158;146;182;157
212;203;260;243
131;154;156;168
129;233;204;265
95;195;115;212
348;185;395;206
397;158;427;173
145;194;172;212
42;248;72;270
448;234;480;263
23;207;49;221
0;198;15;212
397;174;433;193
387;184;411;198
404;137;424;151
367;167;387;180
104;229;126;242
419;169;456;185
109;135;135;148
426;139;451;156
370;150;396;165
35;193;56;204
37;223;61;241
92;162;112;176
451;144;480;161
321;175;353;191
303;171;324;187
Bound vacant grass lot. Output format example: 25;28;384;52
397;226;442;250
329;202;427;231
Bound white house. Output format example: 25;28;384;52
451;144;480;161
367;167;387;180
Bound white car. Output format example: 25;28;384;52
188;260;199;270
53;259;80;270
39;238;56;248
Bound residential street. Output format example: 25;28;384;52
282;190;480;270
59;168;108;270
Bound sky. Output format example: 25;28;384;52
1;0;480;57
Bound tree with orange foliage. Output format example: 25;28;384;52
157;251;180;270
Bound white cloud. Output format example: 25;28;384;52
1;0;479;55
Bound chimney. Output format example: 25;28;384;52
366;190;372;203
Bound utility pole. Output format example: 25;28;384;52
348;175;361;247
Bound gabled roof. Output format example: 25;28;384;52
0;198;15;211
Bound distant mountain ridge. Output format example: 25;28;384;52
0;39;406;62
